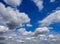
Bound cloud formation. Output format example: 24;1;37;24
0;2;30;29
32;0;44;11
0;0;60;44
5;30;60;44
26;24;32;27
18;28;34;35
34;27;49;36
39;10;60;26
0;25;9;32
17;27;49;37
4;0;22;7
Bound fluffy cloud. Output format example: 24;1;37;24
23;31;34;35
48;34;55;38
18;27;49;36
26;24;32;27
0;25;9;32
4;0;22;7
39;10;60;26
3;27;60;44
34;27;49;36
18;28;34;35
17;27;49;36
6;31;60;44
0;3;30;29
32;0;44;11
0;0;60;44
18;28;26;34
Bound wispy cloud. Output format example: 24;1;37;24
32;0;44;11
4;0;22;7
50;0;55;2
39;10;60;26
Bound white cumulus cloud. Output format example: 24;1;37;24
0;25;9;32
34;27;49;36
18;28;34;35
4;0;22;7
0;2;30;29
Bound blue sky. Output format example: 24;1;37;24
19;0;60;32
0;0;60;33
20;0;60;33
